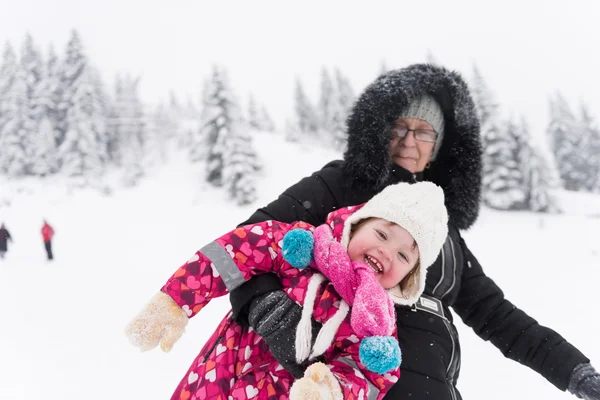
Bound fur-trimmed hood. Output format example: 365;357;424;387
343;63;482;230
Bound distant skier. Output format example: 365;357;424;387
0;223;12;259
41;220;55;260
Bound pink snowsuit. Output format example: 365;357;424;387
162;206;400;400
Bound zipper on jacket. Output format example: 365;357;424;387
202;334;224;364
442;237;458;298
432;243;446;294
201;317;234;363
443;318;460;400
412;299;460;399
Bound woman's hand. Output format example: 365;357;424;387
569;363;600;400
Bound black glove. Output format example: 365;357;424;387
569;363;600;400
231;273;283;326
248;290;319;378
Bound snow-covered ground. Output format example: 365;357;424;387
0;132;599;399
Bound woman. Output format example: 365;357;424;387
230;63;599;400
0;223;12;259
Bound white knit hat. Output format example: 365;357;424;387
340;182;448;306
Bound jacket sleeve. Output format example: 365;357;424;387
326;332;400;400
161;220;304;318
452;235;589;391
231;161;347;324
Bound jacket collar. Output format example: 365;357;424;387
390;165;424;183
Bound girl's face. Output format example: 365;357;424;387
347;218;419;289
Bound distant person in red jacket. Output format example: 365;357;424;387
41;220;55;260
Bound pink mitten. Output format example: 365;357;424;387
351;263;396;337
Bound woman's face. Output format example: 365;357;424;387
347;218;419;289
390;118;436;173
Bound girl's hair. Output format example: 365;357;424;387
350;218;421;298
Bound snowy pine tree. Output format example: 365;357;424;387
169;90;181;111
44;45;61;121
470;65;499;129
247;94;261;130
284;118;301;143
246;94;276;133
248;96;276;133
329;102;346;151
110;75;145;186
184;95;199;119
0;43;18;174
482;116;526;210
331;68;355;151
54;31;110;181
190;77;217;164
511;116;532;210
200;67;240;184
106;75;123;163
318;67;335;134
56;30;88;147
57;67;109;180
527;144;562;213
20;34;44;166
223;126;261;205
20;34;43;101
30;116;59;176
470;65;507;206
259;105;275;132
29;44;60;175
547;92;580;190
578;104;600;192
0;57;29;177
0;43;18;114
163;90;192;150
335;68;355;118
589;119;600;192
145;102;176;165
196;66;261;203
294;78;318;136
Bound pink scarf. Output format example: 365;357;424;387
311;224;396;338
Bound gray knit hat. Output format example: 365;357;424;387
397;94;445;160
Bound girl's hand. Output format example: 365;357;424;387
124;291;188;352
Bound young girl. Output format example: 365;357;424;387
125;181;448;400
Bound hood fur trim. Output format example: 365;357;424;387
343;63;482;229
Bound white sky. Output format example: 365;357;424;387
2;0;600;141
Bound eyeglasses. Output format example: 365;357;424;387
391;124;437;143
